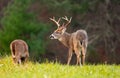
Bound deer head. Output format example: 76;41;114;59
49;16;72;39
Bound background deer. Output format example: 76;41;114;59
49;16;88;65
10;39;29;64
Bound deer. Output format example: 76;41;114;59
10;39;29;64
49;16;88;65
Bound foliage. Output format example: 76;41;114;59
41;0;90;14
0;0;50;57
0;56;120;78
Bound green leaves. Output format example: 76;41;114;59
0;0;50;56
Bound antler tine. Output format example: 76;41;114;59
62;16;68;21
50;17;61;27
62;16;72;22
57;18;61;23
69;17;72;22
62;16;72;27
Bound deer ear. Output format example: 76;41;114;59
62;28;66;34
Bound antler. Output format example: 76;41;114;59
62;16;72;27
50;17;61;28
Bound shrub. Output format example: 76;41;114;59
0;0;50;58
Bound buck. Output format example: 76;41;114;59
49;16;88;65
10;39;29;64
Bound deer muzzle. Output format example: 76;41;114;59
49;34;55;39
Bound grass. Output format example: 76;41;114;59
0;56;120;78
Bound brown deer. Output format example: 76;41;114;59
49;16;88;65
10;39;29;64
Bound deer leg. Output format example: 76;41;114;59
13;54;18;64
74;42;82;66
67;49;73;65
76;54;80;65
24;57;27;63
11;51;16;63
25;53;29;63
75;51;81;66
81;55;85;65
13;57;17;64
16;55;21;64
17;58;21;64
81;47;86;65
18;59;22;64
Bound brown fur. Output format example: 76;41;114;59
58;30;88;65
10;39;29;64
49;16;88;65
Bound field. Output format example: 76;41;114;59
0;56;120;78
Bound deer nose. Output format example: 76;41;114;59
49;34;54;39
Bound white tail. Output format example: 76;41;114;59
49;16;88;65
10;39;29;64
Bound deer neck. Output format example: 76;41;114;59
58;32;71;47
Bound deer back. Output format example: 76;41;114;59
10;39;29;57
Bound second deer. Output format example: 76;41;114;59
10;39;29;64
49;16;88;65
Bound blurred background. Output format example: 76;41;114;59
0;0;120;64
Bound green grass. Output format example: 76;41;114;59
0;56;120;78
